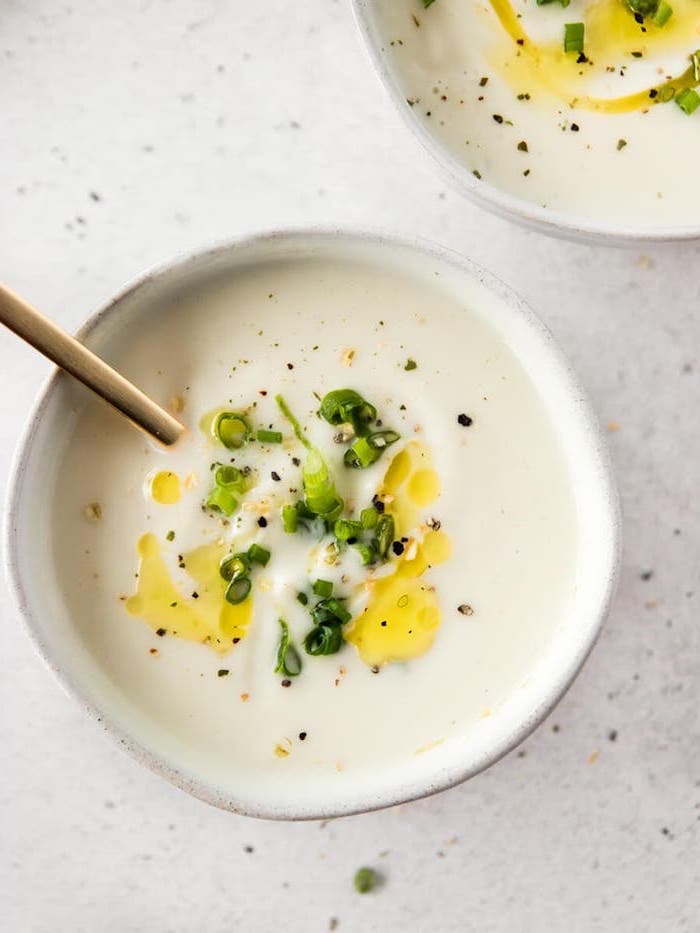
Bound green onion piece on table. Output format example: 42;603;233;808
215;412;251;449
274;620;302;677
225;575;251;605
676;87;700;114
354;867;378;894
256;429;283;444
344;430;400;469
312;578;334;598
563;22;584;54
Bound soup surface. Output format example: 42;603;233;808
372;0;700;227
51;252;579;807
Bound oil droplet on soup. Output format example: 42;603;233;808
149;471;181;505
125;533;251;651
346;441;451;667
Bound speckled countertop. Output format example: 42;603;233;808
1;2;699;931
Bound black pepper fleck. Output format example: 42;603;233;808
271;471;281;482
457;413;473;427
392;541;405;556
258;516;268;528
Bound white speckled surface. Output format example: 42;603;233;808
1;1;699;931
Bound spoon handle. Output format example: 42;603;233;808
0;284;185;446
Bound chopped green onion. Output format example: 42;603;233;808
274;620;302;677
692;50;700;83
215;464;246;490
275;395;311;450
564;22;584;54
296;591;309;606
319;389;376;436
676;87;700;114
276;396;344;519
345;431;401;469
353;542;376;566
256;429;283;444
312;596;352;626
334;518;363;541
214;412;251;449
422;0;435;8
368;429;400;450
248;543;271;566
304;622;343;656
219;552;250;582
652;0;672;24
376;514;395;560
312;578;334;598
303;447;343;518
206;485;238;516
225;575;251;605
344;436;380;469
282;504;299;533
537;0;570;6
625;0;658;13
360;507;379;529
354;867;378;894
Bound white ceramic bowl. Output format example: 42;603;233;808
5;228;620;818
352;0;700;245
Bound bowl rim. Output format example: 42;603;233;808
351;0;700;245
4;225;622;819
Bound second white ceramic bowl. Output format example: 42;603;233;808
352;0;700;245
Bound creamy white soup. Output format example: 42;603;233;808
50;252;579;809
371;0;700;227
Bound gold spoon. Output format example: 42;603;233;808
0;284;185;446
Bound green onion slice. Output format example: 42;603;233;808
256;429;283;444
344;436;380;469
303;447;343;518
219;552;250;582
312;578;334;598
312;596;352;626
215;412;251;449
214;464;246;490
360;507;378;529
274;620;302;677
275;395;311;450
304;621;344;656
225;575;251;605
563;22;584;54
248;543;271;566
282;504;299;533
376;514;395;560
676;87;700;114
353;542;376;566
319;389;376;436
334;518;363;541
206;485;238;516
652;0;672;25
